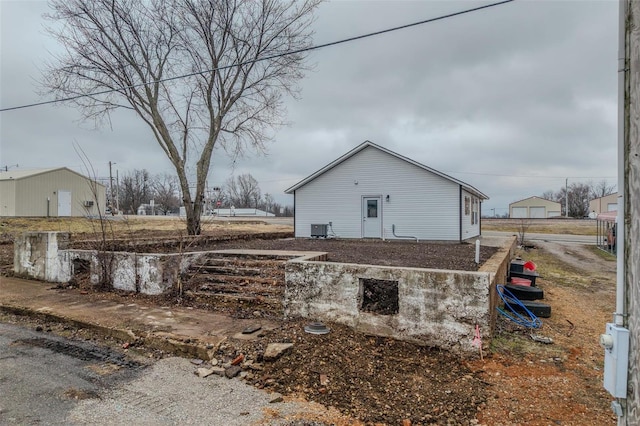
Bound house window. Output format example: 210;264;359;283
359;278;399;315
367;199;378;218
471;197;479;225
464;196;470;216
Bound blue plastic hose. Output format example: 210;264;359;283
496;284;542;329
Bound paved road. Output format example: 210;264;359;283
0;321;144;425
0;321;328;425
482;230;597;245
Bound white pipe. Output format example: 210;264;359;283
475;239;480;264
615;0;627;326
392;224;418;242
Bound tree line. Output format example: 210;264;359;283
108;170;292;217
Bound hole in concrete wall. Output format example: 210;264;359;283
360;278;399;315
70;258;91;288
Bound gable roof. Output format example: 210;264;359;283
0;167;105;187
285;141;488;199
509;196;561;206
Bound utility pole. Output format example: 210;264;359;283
108;161;116;215
565;178;569;217
116;169;120;214
602;2;635;423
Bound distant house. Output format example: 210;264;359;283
284;141;488;241
0;168;106;217
509;196;561;219
589;192;618;215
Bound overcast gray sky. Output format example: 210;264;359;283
0;0;618;215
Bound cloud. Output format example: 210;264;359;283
0;0;618;211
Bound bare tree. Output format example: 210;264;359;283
152;173;181;215
120;169;151;214
540;190;555;201
42;0;320;234
225;173;262;208
590;179;617;199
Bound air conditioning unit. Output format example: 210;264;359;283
311;224;328;238
83;200;94;207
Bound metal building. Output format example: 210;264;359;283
509;196;562;219
0;168;106;217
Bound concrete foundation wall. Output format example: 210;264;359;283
14;232;515;353
14;232;204;295
14;232;70;283
284;237;516;353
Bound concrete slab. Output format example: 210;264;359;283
0;276;279;359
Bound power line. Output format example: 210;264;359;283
444;170;616;179
0;0;515;113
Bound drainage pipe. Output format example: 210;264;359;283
392;224;418;242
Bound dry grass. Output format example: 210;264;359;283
482;218;598;236
0;216;291;240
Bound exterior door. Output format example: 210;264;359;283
58;190;72;217
362;196;382;238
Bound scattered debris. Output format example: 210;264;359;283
263;342;294;361
231;353;244;365
566;319;576;337
530;334;554;344
319;374;329;386
224;365;242;378
269;393;284;403
242;325;262;334
195;367;216;378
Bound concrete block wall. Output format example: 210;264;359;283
14;232;204;296
284;237;515;354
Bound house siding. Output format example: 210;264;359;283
293;146;465;241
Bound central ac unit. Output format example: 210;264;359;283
311;224;328;238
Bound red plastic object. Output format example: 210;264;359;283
523;261;536;271
510;277;532;286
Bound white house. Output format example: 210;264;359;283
284;141;488;241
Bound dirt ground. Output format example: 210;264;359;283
0;219;618;425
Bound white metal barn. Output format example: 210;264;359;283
285;141;488;242
0;168;106;217
509;196;562;219
589;192;618;215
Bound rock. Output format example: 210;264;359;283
210;366;226;376
210;358;218;366
225;365;242;379
246;362;264;371
269;393;283;403
35;326;43;332
320;374;329;386
191;359;204;366
195;368;215;378
263;343;293;361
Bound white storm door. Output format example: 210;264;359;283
362;197;382;238
58;190;72;216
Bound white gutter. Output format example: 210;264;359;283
615;0;627;327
